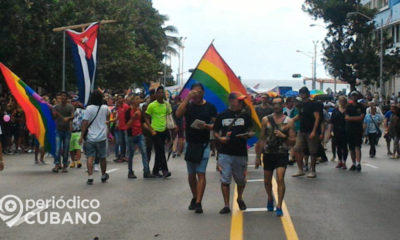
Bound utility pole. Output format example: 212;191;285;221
53;20;117;91
313;41;318;90
380;19;384;104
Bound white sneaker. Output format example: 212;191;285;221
94;164;100;172
306;171;317;178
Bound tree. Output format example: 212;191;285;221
302;0;393;91
0;0;176;94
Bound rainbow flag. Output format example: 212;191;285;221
0;63;56;156
180;44;261;146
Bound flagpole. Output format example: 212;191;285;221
62;30;66;91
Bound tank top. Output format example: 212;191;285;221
264;115;290;154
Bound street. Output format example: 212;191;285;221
1;141;400;240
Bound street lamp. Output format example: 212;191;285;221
346;11;384;103
178;36;187;87
296;41;318;90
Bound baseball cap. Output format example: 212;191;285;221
229;91;247;100
71;95;80;102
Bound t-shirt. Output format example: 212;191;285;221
83;105;110;142
385;110;392;122
185;101;217;144
145;100;171;132
54;103;74;131
117;103;130;130
329;108;346;138
298;101;323;133
345;103;366;133
364;113;383;134
214;109;252;156
129;107;143;136
255;105;273;121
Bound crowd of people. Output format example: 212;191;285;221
0;83;398;217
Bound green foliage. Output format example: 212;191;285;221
303;0;398;90
0;0;175;93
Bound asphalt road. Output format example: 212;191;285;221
0;140;399;240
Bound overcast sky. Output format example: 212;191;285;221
152;0;349;91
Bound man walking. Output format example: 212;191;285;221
80;90;110;185
255;97;296;216
176;83;217;214
345;91;366;171
126;95;153;179
53;91;74;173
292;87;322;178
145;86;172;178
214;92;253;214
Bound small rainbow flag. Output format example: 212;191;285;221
0;63;56;156
180;44;261;146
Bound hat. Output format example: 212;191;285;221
71;95;80;102
350;90;359;96
299;87;310;95
229;91;247;100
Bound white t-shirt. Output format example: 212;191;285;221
83;105;110;142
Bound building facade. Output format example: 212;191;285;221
362;0;400;98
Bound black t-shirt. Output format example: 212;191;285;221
298;101;323;133
345;103;366;133
213;109;253;156
185;101;217;144
329;108;346;137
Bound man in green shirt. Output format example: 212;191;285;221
145;86;172;178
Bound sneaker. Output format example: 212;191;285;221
219;206;231;214
188;198;196;210
349;165;356;171
288;160;295;166
143;172;155;178
195;203;203;214
335;162;343;168
306;171;317;178
237;199;247;211
62;166;68;173
303;165;309;172
330;157;336;162
152;172;163;178
70;162;76;168
101;173;109;183
128;172;137;179
292;171;305;177
276;207;283;217
94;164;100;172
172;153;177;158
341;164;347;170
356;164;361;172
162;171;171;179
391;154;398;159
267;200;274;211
52;165;61;173
77;162;82;168
387;151;393;156
35;160;39;165
87;179;94;185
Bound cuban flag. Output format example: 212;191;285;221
66;22;99;105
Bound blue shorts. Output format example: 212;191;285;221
186;143;210;174
218;153;247;186
84;140;107;159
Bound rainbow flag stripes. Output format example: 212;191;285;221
0;63;56;156
180;44;261;147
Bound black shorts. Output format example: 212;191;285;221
263;153;288;171
347;132;362;151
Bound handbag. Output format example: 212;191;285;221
370;115;382;138
185;143;208;163
166;102;176;130
83;105;101;140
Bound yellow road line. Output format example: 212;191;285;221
272;177;299;240
230;184;243;240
